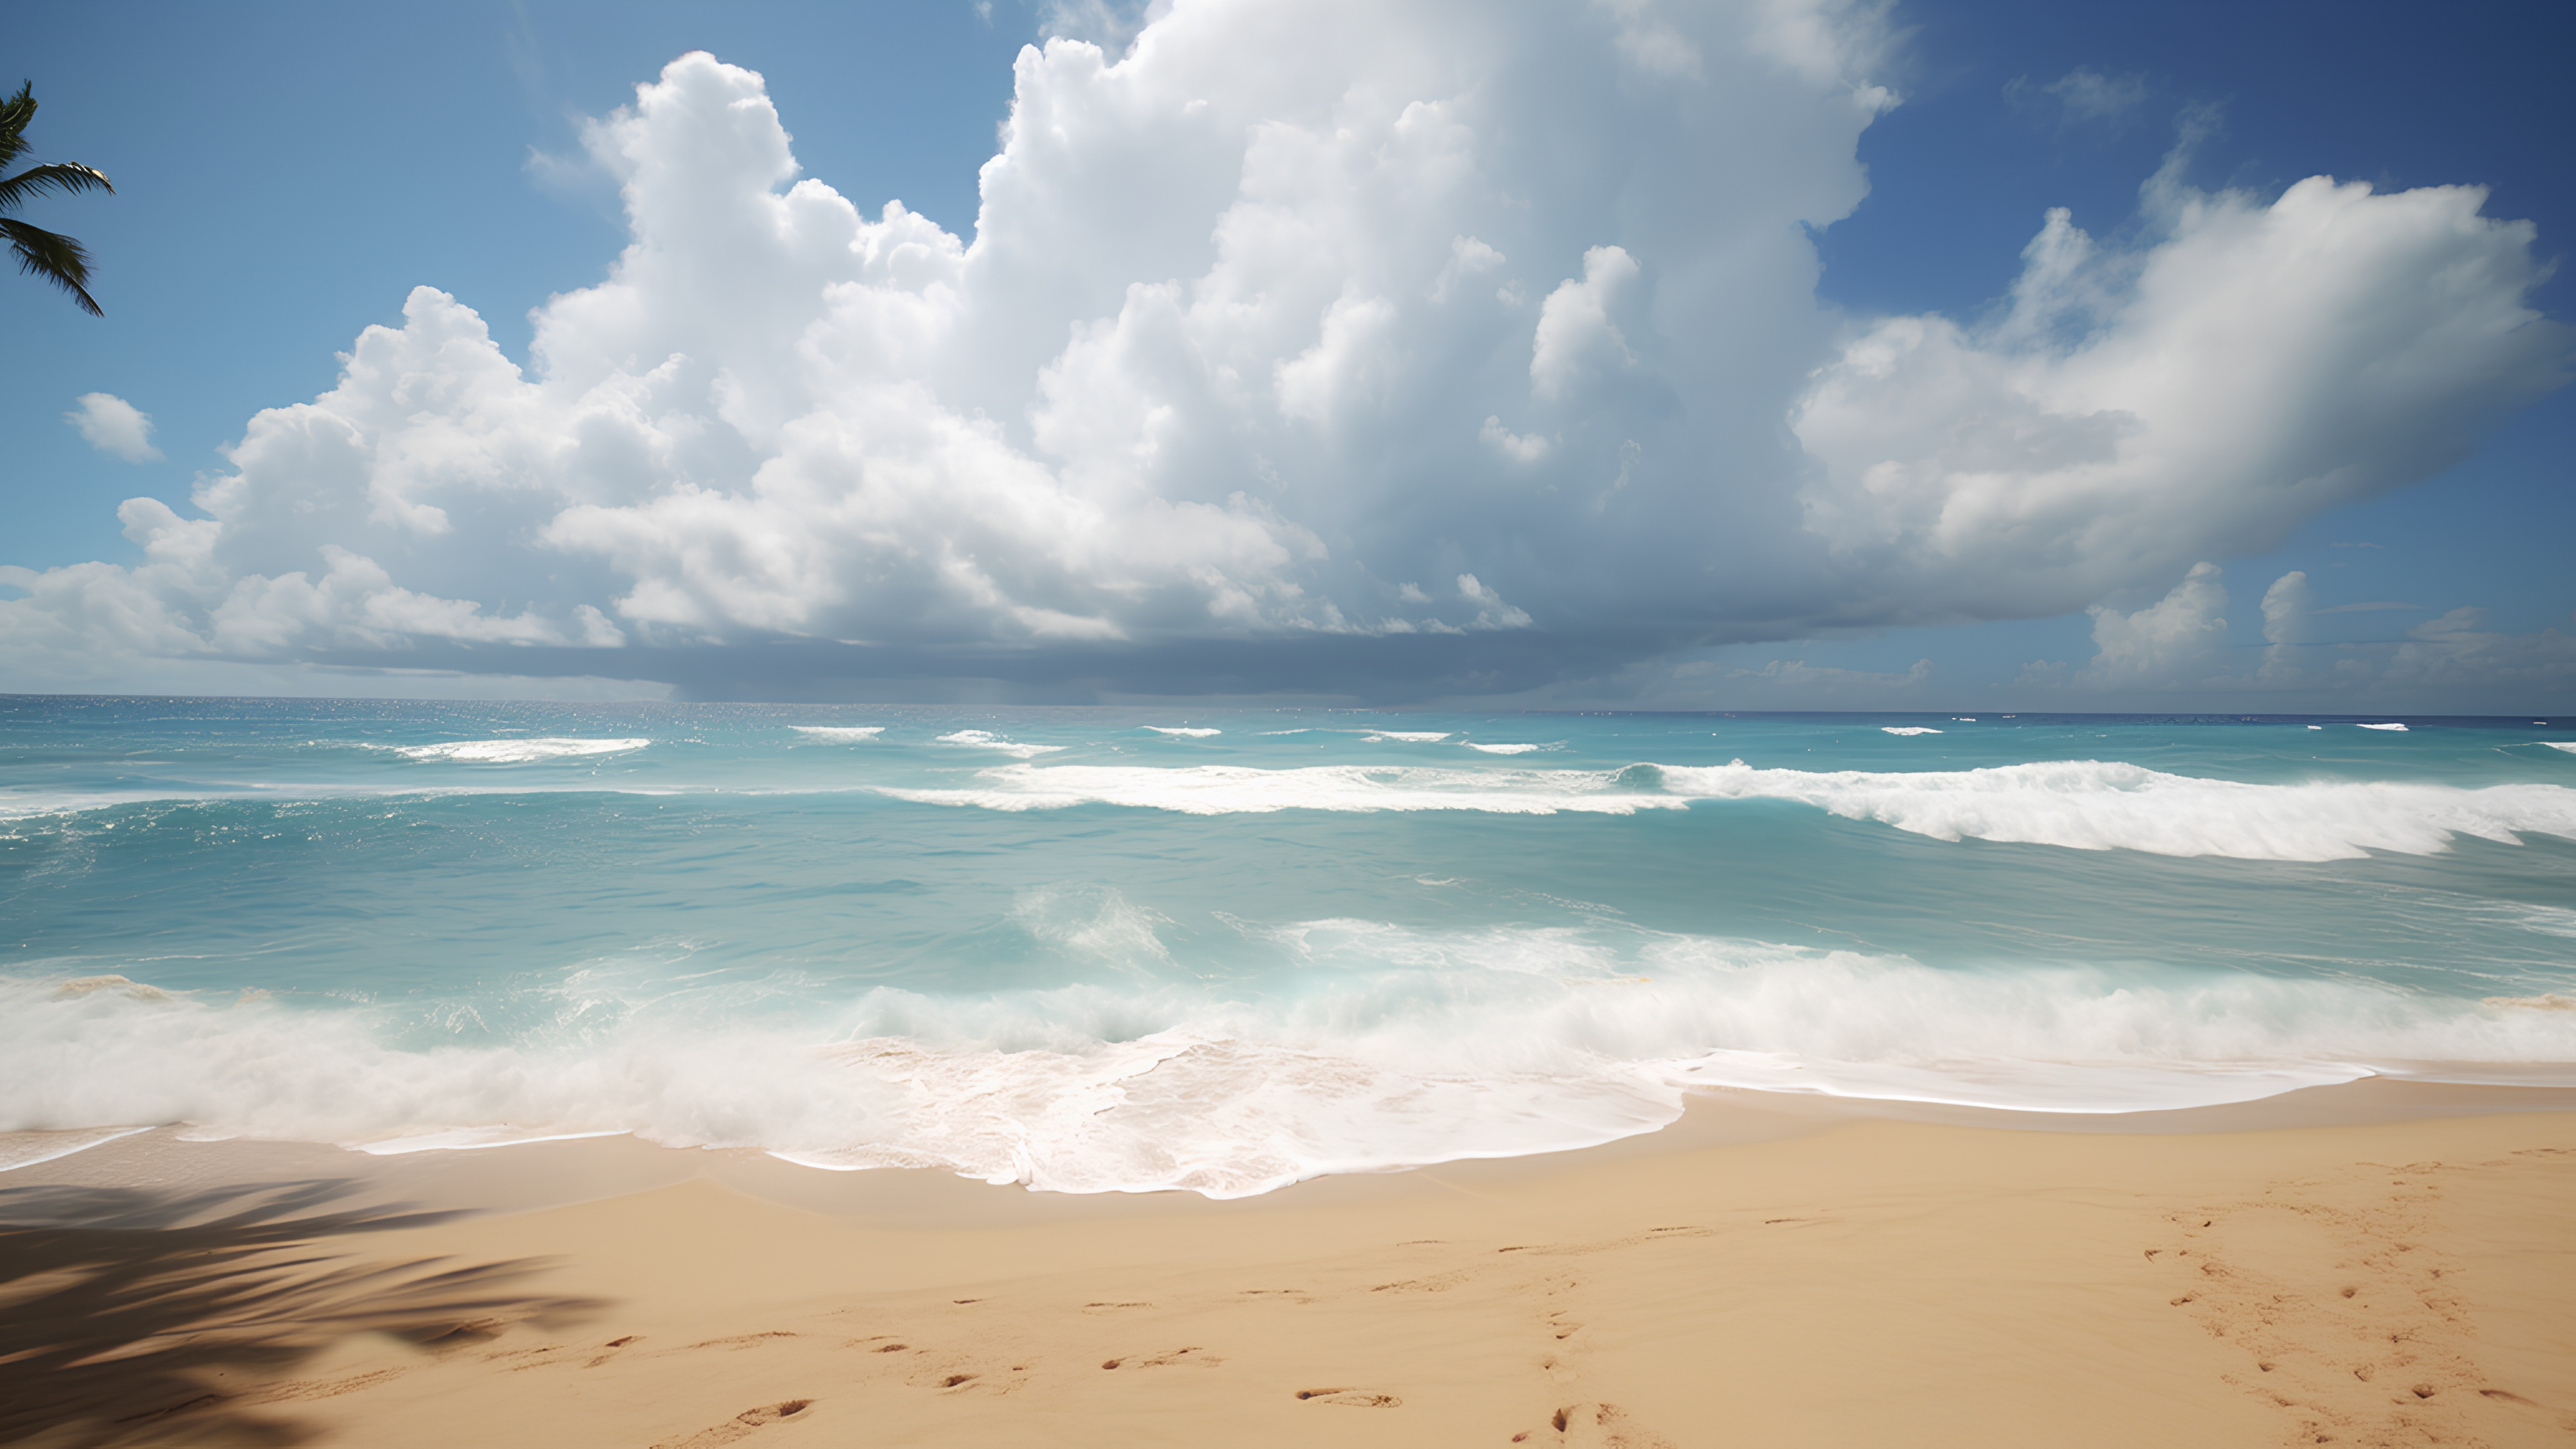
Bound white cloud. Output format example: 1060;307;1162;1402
2259;570;2312;645
1479;415;1553;462
64;392;164;463
1795;144;2568;633
1430;234;1505;305
0;6;2563;702
1529;245;1640;402
1456;572;1534;630
2080;561;2227;684
2010;561;2576;710
2257;568;2311;680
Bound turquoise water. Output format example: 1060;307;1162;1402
5;696;2575;1195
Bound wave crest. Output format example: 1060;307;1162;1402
7;929;2571;1197
880;758;2576;861
385;737;649;763
881;763;1691;816
934;730;1063;759
1663;759;2576;860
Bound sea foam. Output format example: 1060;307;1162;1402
879;763;1695;816
790;726;885;741
9;703;2570;1199
881;759;2576;861
388;737;649;763
7;927;2572;1197
1659;759;2576;861
934;730;1064;759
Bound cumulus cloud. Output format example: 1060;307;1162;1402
1529;244;1641;402
2259;570;2312;645
2257;568;2312;680
64;392;163;463
2009;560;2576;710
1456;572;1534;630
2079;561;2227;685
0;2;2564;701
1794;133;2567;635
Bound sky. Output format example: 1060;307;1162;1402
3;0;2569;710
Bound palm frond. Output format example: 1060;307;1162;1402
0;215;102;315
0;84;35;174
0;160;111;208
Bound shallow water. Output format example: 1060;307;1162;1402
4;696;2573;1195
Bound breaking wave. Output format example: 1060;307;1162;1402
934;730;1064;759
7;923;2571;1197
382;737;649;763
881;759;2576;861
880;763;1693;817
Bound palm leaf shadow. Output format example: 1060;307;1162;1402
0;1178;604;1446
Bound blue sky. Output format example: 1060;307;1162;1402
3;0;2569;708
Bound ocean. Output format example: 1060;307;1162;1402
5;696;2573;1197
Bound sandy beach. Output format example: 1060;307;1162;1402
9;0;2576;1440
4;1083;2572;1448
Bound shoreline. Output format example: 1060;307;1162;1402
7;1081;2575;1446
9;1073;2576;1216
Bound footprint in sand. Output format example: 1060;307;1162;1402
686;1331;800;1351
651;1399;814;1449
1236;1287;1315;1304
1520;1401;1676;1448
1104;1346;1221;1371
1295;1388;1401;1407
